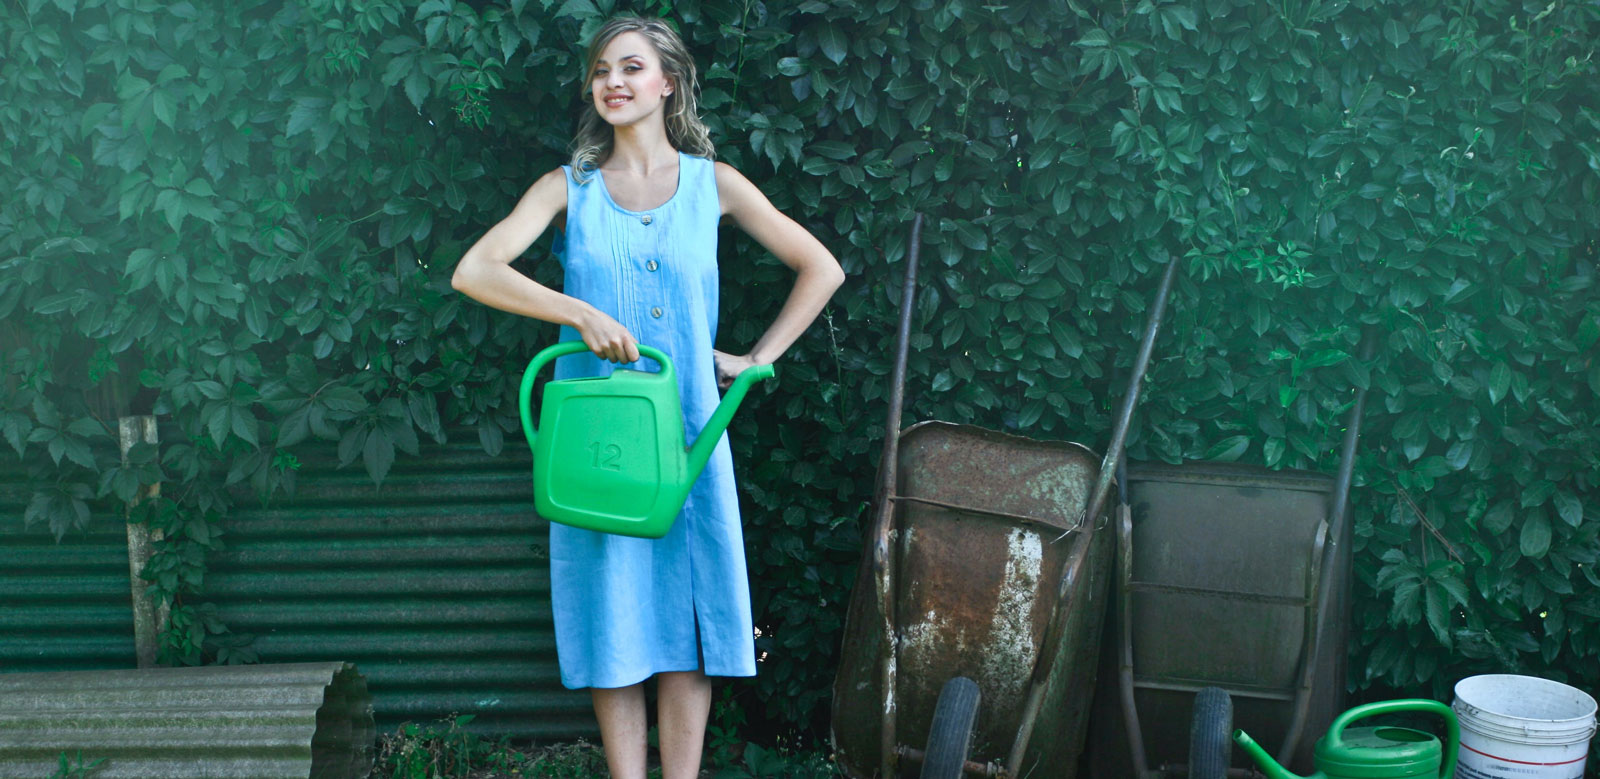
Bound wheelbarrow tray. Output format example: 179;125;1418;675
833;421;1115;778
1086;461;1351;775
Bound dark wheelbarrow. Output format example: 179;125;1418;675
1084;337;1376;778
831;215;1182;779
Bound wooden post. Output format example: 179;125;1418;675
120;415;167;668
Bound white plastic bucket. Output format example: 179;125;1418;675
1452;674;1597;779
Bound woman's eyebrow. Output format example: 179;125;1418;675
595;54;645;65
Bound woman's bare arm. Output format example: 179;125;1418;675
451;168;639;363
712;162;846;384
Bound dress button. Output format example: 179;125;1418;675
646;260;659;272
640;214;653;225
651;306;663;318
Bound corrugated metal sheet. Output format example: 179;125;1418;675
0;462;138;673
209;439;597;741
0;662;373;778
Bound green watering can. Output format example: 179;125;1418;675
1235;699;1459;779
518;342;774;538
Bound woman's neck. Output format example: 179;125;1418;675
606;124;678;175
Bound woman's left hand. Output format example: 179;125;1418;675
712;350;765;389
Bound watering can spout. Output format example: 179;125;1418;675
686;363;776;479
1234;729;1313;779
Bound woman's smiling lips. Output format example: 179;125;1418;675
603;93;632;108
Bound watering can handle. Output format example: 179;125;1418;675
518;342;674;450
1325;699;1460;779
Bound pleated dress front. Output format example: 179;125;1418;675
547;152;756;690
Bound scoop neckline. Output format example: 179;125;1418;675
594;151;684;215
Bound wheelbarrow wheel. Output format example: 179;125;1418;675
920;676;981;779
1188;686;1233;779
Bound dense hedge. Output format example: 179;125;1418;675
3;0;1598;738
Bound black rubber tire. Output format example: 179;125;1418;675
920;676;982;779
1188;686;1233;779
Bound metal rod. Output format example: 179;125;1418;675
889;494;1082;533
1159;764;1265;779
1276;334;1376;764
874;213;923;778
1116;503;1149;777
1125;580;1311;606
896;746;1006;778
1077;257;1181;533
1008;256;1181;772
1129;678;1298;700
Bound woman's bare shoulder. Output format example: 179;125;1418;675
712;160;749;188
513;167;569;214
532;167;570;195
713;161;765;216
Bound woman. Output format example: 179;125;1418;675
450;16;844;779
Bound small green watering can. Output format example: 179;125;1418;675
518;342;774;538
1235;699;1459;779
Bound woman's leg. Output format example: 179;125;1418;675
656;669;713;779
592;683;649;779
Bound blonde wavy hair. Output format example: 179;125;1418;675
569;16;715;182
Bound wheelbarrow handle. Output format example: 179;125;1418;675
870;212;923;779
1078;256;1181;532
1013;256;1181;773
1277;330;1376;763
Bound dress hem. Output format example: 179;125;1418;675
562;662;758;691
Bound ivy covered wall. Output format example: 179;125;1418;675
3;0;1598;735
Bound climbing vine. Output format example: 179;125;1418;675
3;0;1598;733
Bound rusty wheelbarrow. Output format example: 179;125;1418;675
831;214;1181;779
1086;335;1377;779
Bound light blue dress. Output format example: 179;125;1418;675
548;152;756;689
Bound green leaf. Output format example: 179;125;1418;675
479;422;504;457
1075;28;1110;47
277;404;311;448
1487;363;1510;405
1263;437;1286;467
364;426;395;485
184;178;215;197
1519;511;1551;559
1202;436;1249;462
205;405;230;449
1382;19;1410;47
1423;582;1451;646
151;89;177;128
319;386;367;413
1482;501;1515;534
286;97;327;138
554;0;597;19
1553;490;1583;528
817;25;847;64
230;408;259;447
1521;480;1555;508
156;64;189;85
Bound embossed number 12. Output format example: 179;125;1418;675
588;441;623;470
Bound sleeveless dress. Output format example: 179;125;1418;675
547;152;757;689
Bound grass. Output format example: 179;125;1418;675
368;715;841;779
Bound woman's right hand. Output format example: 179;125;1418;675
575;307;640;364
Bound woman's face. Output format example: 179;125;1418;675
590;31;674;127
